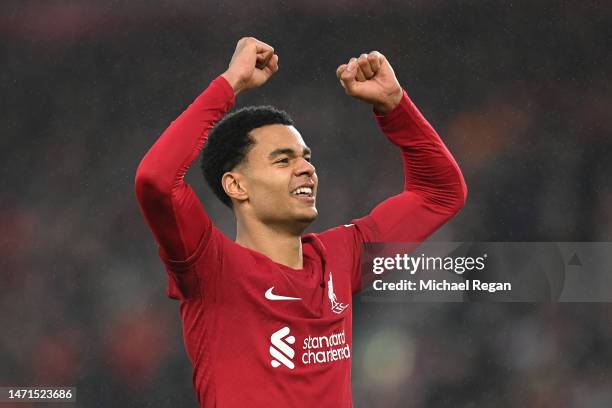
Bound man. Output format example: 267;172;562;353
135;37;466;407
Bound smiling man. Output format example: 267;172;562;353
135;37;467;407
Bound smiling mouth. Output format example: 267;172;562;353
290;186;314;197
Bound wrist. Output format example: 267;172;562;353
221;71;244;96
373;88;403;114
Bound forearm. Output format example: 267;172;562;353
135;76;235;193
375;89;467;212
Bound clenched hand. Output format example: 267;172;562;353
222;37;279;95
336;51;403;114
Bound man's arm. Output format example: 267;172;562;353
134;76;233;265
134;37;278;266
361;87;467;240
332;52;467;292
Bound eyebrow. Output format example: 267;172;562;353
268;146;312;160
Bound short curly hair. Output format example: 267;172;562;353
200;105;294;207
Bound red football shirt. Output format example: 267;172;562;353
135;76;466;407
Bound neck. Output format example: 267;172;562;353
235;217;305;269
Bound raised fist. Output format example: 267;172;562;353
222;37;279;95
336;51;403;114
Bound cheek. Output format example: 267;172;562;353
250;173;289;204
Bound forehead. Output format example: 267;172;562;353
248;124;308;156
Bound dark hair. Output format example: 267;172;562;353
200;105;294;207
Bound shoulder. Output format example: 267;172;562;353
314;216;378;247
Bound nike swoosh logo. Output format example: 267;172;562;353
265;287;301;301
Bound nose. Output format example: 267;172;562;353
294;157;316;178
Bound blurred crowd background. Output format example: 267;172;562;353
1;1;611;407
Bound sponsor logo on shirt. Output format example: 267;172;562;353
270;326;296;369
269;326;351;369
328;272;348;314
302;330;351;365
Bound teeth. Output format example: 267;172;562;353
292;187;313;196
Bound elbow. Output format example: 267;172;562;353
431;174;468;216
455;177;468;212
134;173;157;204
134;164;169;204
442;157;468;214
448;173;468;214
414;181;467;216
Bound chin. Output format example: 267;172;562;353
295;208;318;224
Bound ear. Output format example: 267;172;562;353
222;171;249;204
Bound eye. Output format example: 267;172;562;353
304;156;312;162
275;158;289;164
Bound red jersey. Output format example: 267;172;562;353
135;76;466;407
